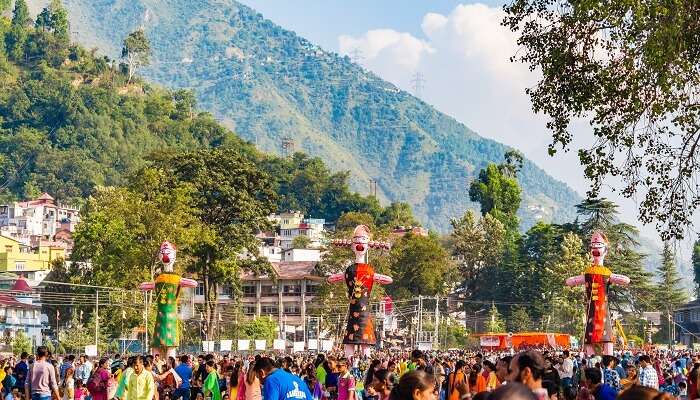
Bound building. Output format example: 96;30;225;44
282;248;321;262
674;300;700;346
275;211;326;249
390;226;429;238
0;235;66;283
0;193;79;255
0;278;45;347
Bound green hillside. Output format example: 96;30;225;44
33;0;581;231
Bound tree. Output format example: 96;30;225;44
49;0;69;40
504;0;700;240
485;304;505;333
239;316;277;345
0;0;12;13
335;212;375;231
377;202;418;228
654;242;689;343
508;306;532;332
292;235;312;249
121;29;151;83
11;330;31;354
35;8;52;32
5;0;30;60
151;148;277;338
450;210;506;300
693;240;700;298
10;0;29;27
387;233;457;298
469;163;521;234
549;232;587;335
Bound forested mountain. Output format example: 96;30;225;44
43;0;581;231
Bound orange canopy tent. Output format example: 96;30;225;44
474;332;572;350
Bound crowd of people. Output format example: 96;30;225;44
2;346;700;400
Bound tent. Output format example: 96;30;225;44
474;332;572;350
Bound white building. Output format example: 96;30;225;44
283;248;321;262
0;278;45;347
275;211;325;250
0;193;80;249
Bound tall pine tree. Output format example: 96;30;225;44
693;240;700;298
654;242;688;343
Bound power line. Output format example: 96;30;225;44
411;72;426;98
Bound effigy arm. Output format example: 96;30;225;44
374;273;393;284
610;274;630;286
180;278;198;288
565;275;585;287
327;273;344;283
139;282;155;291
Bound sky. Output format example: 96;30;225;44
241;0;684;246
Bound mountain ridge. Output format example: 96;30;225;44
41;0;581;231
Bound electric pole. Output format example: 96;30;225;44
95;290;99;348
411;72;426;98
434;295;439;349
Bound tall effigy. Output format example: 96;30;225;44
327;225;392;357
139;241;197;357
566;232;630;355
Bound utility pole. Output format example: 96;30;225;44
95;290;99;348
434;295;439;348
350;48;364;65
144;292;149;353
418;295;423;342
411;72;426;97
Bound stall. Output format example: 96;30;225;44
474;332;572;350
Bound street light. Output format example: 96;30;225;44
474;308;487;333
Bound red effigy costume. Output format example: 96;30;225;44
566;232;629;356
328;225;391;357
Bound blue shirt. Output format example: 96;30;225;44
593;384;617;400
263;369;313;400
174;364;193;389
14;361;28;388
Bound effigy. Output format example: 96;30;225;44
566;232;629;355
139;241;197;357
327;225;392;357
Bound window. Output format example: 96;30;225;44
676;313;685;323
283;303;301;315
261;285;277;296
33;310;39;319
194;284;204;296
0;308;5;317
242;285;257;297
305;284;320;295
242;305;256;316
221;285;233;297
283;284;302;295
261;304;278;315
5;245;12;253
14;262;25;271
691;310;700;322
10;309;16;318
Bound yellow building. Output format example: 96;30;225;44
0;235;65;281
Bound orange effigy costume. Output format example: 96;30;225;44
566;232;630;356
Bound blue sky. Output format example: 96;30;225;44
241;1;686;245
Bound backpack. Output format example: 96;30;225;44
87;370;104;395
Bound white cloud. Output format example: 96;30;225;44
338;29;434;71
337;2;662;237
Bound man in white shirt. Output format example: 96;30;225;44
558;350;574;393
638;355;659;390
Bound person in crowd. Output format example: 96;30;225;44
388;370;436;400
4;367;16;398
336;358;355;400
619;364;638;390
24;346;60;400
74;380;87;400
600;356;620;393
15;353;29;395
60;357;75;385
172;356;191;400
75;357;92;390
202;361;222;400
62;368;75;400
447;360;467;400
126;357;155;400
558;351;574;394
252;357;312;400
582;368;615;400
509;351;547;399
639;355;660;390
489;382;537;400
87;358;110;400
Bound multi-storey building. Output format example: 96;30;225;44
0;278;45;347
674;300;700;346
0;193;79;254
275;212;326;249
0;235;66;283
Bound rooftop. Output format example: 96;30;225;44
241;261;322;281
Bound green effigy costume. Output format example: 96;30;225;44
153;273;182;347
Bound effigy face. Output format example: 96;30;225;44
590;232;608;266
159;240;177;271
352;225;371;259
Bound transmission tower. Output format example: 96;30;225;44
350;48;364;65
411;72;426;97
281;137;295;157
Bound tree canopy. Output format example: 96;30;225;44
504;0;700;240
